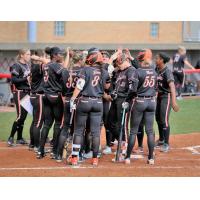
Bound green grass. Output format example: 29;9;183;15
0;98;200;141
0;112;53;141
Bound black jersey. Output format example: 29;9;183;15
62;66;82;97
134;66;157;97
113;66;136;98
30;63;44;93
78;65;110;98
10;62;30;90
156;66;174;96
173;53;187;71
43;61;64;94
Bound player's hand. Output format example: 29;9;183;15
103;93;112;102
172;102;179;112
70;98;76;112
31;55;39;61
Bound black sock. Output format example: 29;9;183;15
158;124;164;141
163;126;170;145
147;134;155;159
92;136;100;158
17;124;24;140
126;134;136;159
10;121;18;138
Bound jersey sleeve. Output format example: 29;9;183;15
78;68;87;80
182;54;187;62
10;64;27;84
102;69;111;84
53;63;64;75
166;68;174;83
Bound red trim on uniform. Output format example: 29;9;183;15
36;95;42;128
15;90;21;122
60;95;65;129
165;93;170;128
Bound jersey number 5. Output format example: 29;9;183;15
143;75;155;88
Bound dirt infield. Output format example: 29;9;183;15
0;133;200;177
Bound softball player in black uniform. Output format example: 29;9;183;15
155;52;179;152
107;51;136;155
7;49;31;146
29;50;50;151
69;48;110;166
37;47;68;159
56;51;84;162
125;49;157;165
172;46;194;99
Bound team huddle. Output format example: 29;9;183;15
7;45;194;166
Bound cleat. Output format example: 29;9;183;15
124;158;131;164
36;152;45;159
92;158;98;166
50;152;57;159
28;144;34;151
7;137;14;147
147;159;155;165
34;147;39;153
83;151;93;159
155;140;164;148
16;138;28;145
137;146;144;154
103;146;112;155
160;143;170;153
68;156;78;166
56;154;63;163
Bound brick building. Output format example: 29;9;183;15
0;21;200;103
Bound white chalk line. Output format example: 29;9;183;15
0;165;198;171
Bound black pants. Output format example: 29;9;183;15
39;93;63;154
9;90;28;140
126;97;156;160
107;97;128;143
173;70;185;96
72;97;103;158
30;94;44;148
57;96;73;156
103;99;112;146
156;94;172;145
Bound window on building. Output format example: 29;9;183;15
54;21;65;36
150;23;159;38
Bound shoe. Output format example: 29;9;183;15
7;137;14;146
28;144;34;151
155;140;164;148
137;146;144;153
92;158;98;166
68;156;78;166
34;147;39;153
122;142;127;155
160;143;170;153
147;159;155;165
124;158;131;164
56;154;63;163
103;146;112;155
36;151;45;159
83;151;93;159
16;138;28;145
50;152;57;159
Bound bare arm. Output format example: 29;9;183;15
184;60;195;70
63;47;70;69
169;81;179;112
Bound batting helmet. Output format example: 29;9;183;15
137;49;152;62
85;48;103;65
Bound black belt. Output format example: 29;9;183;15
16;89;30;93
82;95;102;100
137;96;155;99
